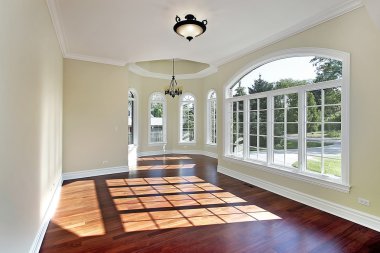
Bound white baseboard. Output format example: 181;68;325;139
217;165;380;232
29;175;63;253
63;166;129;181
137;149;218;159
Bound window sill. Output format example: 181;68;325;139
148;142;167;147
178;142;197;145
206;143;217;147
223;155;350;193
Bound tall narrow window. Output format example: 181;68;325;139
180;93;196;143
149;92;166;144
128;90;137;145
207;90;217;145
224;49;349;190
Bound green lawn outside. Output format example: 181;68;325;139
292;157;341;177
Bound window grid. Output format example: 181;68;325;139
230;101;244;157
207;91;217;145
180;94;196;143
248;98;267;162
149;93;166;144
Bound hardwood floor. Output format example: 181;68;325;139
40;155;380;253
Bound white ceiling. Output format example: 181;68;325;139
47;0;362;68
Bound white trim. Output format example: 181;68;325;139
137;150;217;159
62;166;129;181
206;89;217;145
128;63;218;80
29;175;63;253
65;53;127;67
128;89;138;146
217;165;380;232
212;0;362;66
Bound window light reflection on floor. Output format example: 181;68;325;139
106;176;282;233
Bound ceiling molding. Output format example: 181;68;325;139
65;53;127;66
128;63;218;80
212;0;363;66
363;0;380;31
46;0;68;56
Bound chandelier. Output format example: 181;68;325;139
165;59;182;98
173;14;208;41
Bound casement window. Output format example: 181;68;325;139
149;92;166;144
180;93;196;143
128;90;137;145
224;49;349;191
207;90;217;145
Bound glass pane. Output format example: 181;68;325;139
287;123;298;135
306;139;322;156
286;93;298;108
324;105;341;122
324;158;342;177
259;98;267;110
307;90;322;106
259;111;267;122
285;148;298;168
324;140;341;159
324;123;341;139
306;123;322;138
250;135;257;147
238;123;244;134
273;137;285;165
238;101;244;111
274;109;284;122
307;106;322;122
259;136;267;148
258;148;267;162
233;102;237;111
287;108;298;122
274;95;284;109
250;99;257;110
250;123;257;134
274;123;284;136
249;146;258;159
259;123;267;136
238;112;244;122
306;156;322;174
286;138;298;150
250;111;257;122
232;112;237;122
324;87;341;105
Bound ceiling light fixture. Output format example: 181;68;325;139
165;59;182;98
173;14;208;41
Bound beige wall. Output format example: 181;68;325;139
63;59;129;172
206;7;380;217
0;0;63;252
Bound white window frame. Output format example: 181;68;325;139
148;92;167;145
223;48;350;192
128;89;138;146
206;89;217;145
179;93;196;144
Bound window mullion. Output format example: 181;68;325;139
299;90;306;173
243;98;249;160
267;95;274;166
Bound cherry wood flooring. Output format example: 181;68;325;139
40;155;380;253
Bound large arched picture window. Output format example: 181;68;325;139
179;93;196;143
128;90;137;145
207;90;217;145
225;48;349;190
149;92;166;144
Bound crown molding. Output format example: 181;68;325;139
128;63;218;80
47;0;363;68
212;0;363;66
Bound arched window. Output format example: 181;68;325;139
179;93;196;143
128;90;137;145
206;90;217;145
149;92;166;144
224;48;349;191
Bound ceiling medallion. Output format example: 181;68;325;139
173;14;208;41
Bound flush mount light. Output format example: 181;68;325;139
173;14;207;41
